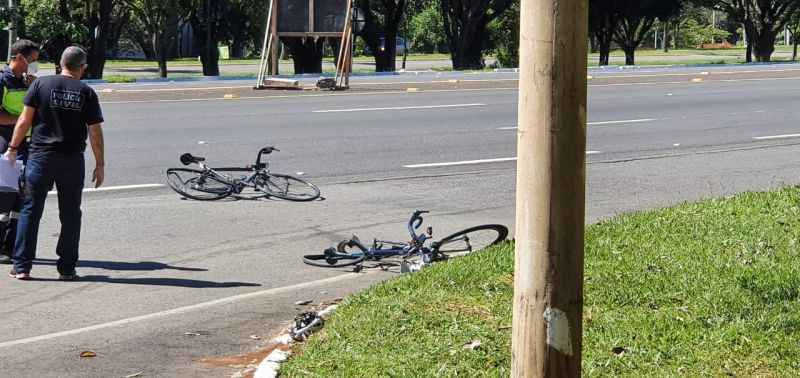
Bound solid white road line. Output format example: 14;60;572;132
404;153;602;168
47;183;166;196
497;118;657;130
753;133;800;140
588;118;658;125
404;157;518;168
0;272;363;349
312;103;486;113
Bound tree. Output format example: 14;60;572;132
788;9;800;60
356;0;407;72
439;0;514;69
124;0;188;78
489;0;518;67
613;0;683;65
589;0;618;66
21;0;89;73
187;0;229;76
84;0;114;79
407;3;446;53
700;0;800;62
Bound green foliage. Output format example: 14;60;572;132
21;0;89;46
489;0;519;67
680;18;732;47
407;4;446;54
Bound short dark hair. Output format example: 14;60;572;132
10;39;40;58
60;46;87;71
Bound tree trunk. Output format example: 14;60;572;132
284;37;324;74
86;0;112;79
598;41;610;66
375;29;398;72
793;39;798;61
744;23;753;63
753;31;776;62
156;33;168;78
451;21;486;70
663;24;669;53
623;46;635;65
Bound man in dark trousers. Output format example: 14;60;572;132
4;46;105;280
0;39;39;265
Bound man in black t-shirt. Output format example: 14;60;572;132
3;46;105;281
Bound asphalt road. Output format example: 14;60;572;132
3;65;800;377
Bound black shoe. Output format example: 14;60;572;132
58;273;79;281
0;254;10;265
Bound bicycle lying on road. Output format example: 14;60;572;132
302;211;508;269
166;146;321;201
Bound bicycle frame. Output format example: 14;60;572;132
190;148;276;194
337;210;435;261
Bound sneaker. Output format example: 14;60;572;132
0;254;11;264
9;269;30;280
58;273;79;281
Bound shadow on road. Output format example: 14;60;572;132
70;275;261;288
35;259;208;272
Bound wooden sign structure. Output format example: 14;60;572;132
255;0;354;90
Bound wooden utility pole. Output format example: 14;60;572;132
512;0;587;376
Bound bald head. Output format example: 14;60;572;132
61;46;87;72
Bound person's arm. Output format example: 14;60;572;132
88;123;104;188
2;105;35;161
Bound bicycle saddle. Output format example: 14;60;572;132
180;153;205;166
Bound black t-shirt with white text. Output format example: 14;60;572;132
23;75;104;155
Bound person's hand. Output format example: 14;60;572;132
3;149;16;163
24;74;36;86
92;165;104;188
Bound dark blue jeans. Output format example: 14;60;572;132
13;153;85;274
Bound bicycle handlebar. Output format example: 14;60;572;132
407;210;430;242
255;146;280;169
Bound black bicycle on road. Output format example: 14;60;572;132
303;211;508;269
166;147;321;201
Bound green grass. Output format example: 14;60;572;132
102;75;138;83
282;186;800;377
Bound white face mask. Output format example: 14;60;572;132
27;62;38;75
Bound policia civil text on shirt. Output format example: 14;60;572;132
4;46;106;281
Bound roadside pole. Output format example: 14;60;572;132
6;0;16;60
512;0;588;376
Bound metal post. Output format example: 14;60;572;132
6;0;16;60
512;0;587;376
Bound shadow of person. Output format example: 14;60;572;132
34;259;207;272
75;275;261;288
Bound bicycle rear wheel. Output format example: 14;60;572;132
257;173;321;202
166;168;233;201
303;248;366;268
433;224;509;259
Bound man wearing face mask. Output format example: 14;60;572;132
0;39;39;265
4;46;105;280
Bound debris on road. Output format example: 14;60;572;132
79;351;97;358
124;371;144;378
289;312;324;342
293;299;313;306
249;335;262;340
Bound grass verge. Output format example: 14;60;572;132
282;187;800;376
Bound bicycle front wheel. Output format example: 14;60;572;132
257;173;321;202
303;250;366;268
166;168;233;201
433;224;509;259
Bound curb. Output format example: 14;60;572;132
249;304;339;378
